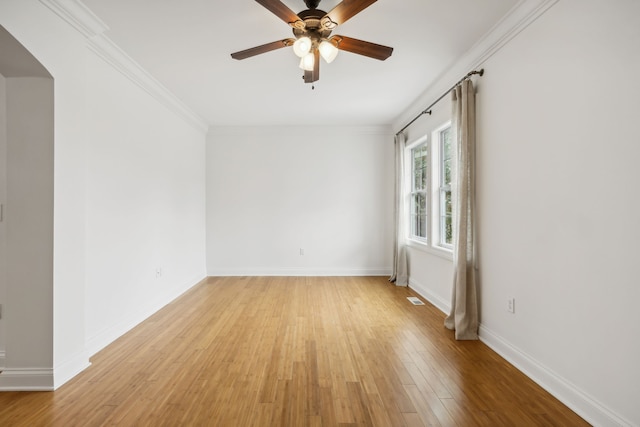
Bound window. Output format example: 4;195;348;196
406;123;453;254
438;126;453;248
410;142;428;240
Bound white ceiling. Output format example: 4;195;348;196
81;0;518;127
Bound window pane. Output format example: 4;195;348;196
445;215;452;245
412;144;427;191
417;192;426;238
443;158;451;185
409;142;428;241
439;126;453;248
445;190;452;215
442;127;451;158
410;192;427;239
441;127;452;185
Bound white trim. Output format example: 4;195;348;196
479;325;634;427
53;350;91;390
408;280;630;426
86;36;208;133
210;125;393;137
393;0;560;128
38;0;209;133
405;134;428;151
208;268;392;277
464;0;559;71
408;277;450;315
39;0;109;38
85;275;206;358
407;239;453;261
0;368;54;391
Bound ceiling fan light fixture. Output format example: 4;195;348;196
230;0;394;85
318;40;338;63
299;51;315;71
293;36;312;57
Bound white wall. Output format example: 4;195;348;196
4;77;54;376
395;0;640;425
85;51;207;355
207;126;393;276
0;75;6;368
1;0;95;388
0;0;207;389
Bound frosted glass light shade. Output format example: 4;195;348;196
293;37;312;58
299;52;315;71
319;40;339;63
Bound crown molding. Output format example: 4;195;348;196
209;124;393;137
39;0;108;38
86;35;209;133
393;0;560;129
464;0;559;70
39;0;209;133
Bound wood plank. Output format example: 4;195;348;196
0;277;590;426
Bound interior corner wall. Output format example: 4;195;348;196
395;0;640;425
5;77;54;375
84;50;207;357
0;74;6;368
1;0;207;389
1;0;93;389
206;126;394;276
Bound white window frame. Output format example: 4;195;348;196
405;122;453;259
407;135;429;244
432;122;453;251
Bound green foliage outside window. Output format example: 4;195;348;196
440;127;453;246
411;144;428;239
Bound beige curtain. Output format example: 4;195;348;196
390;133;408;286
444;79;478;340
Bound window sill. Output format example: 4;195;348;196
406;239;453;261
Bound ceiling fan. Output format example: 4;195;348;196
230;0;393;85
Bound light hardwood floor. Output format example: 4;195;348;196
0;276;589;426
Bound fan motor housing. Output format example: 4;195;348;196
303;0;321;9
293;9;332;39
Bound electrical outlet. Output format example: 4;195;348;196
155;267;162;278
507;297;515;314
299;248;304;256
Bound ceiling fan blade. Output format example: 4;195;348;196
332;35;393;61
231;39;295;60
323;0;377;27
255;0;304;28
304;50;320;83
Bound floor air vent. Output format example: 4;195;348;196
407;297;425;306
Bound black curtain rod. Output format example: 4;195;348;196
395;69;484;137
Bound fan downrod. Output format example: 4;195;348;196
304;0;321;10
